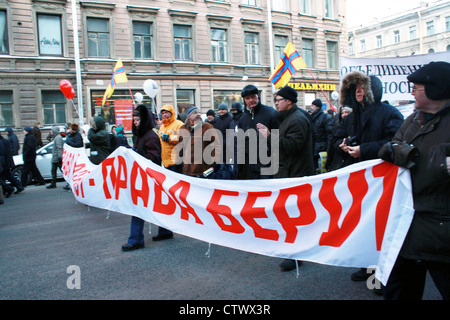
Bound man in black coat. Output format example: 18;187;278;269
213;103;233;163
309;99;332;173
333;72;404;283
269;85;315;271
21;127;45;187
237;84;279;179
379;61;450;300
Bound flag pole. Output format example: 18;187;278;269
304;67;335;111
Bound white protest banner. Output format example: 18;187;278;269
62;145;414;285
339;52;450;101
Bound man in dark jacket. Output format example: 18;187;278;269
0;133;23;196
332;72;404;283
214;103;232;163
333;72;404;168
5;128;20;156
379;61;450;300
21;127;45;187
310;99;332;173
122;104;162;251
271;85;315;272
87;116;110;165
237;84;279;179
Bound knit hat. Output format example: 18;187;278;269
277;85;298;103
24;126;32;133
185;106;198;118
311;99;323;108
231;102;242;112
115;125;124;134
407;61;450;100
218;103;228;111
206;109;215;116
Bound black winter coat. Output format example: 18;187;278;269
22;132;37;163
311;110;332;155
275;106;314;179
332;73;404;167
379;102;450;263
88;116;111;165
65;131;83;148
237;102;279;179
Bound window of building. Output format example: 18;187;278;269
349;42;354;55
326;41;337;70
301;38;314;67
87;17;110;58
211;28;228;63
376;35;382;48
133;21;153;59
274;35;288;62
446;16;450;32
37;13;63;56
0;10;9;54
0;91;13;127
242;0;257;5
426;21;434;36
324;0;335;19
300;0;311;15
409;25;417;40
174;24;193;61
176;89;195;114
272;0;287;12
42;90;66;125
244;31;260;65
360;39;366;52
394;30;400;44
213;90;243;110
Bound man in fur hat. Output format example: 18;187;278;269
332;71;404;283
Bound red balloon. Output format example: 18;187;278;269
59;80;75;100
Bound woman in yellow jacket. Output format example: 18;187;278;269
153;104;184;241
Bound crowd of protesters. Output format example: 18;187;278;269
1;61;448;300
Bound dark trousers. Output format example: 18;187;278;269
128;216;145;245
0;168;24;190
21;161;44;186
50;159;62;185
384;255;450;300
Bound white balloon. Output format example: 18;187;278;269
331;91;339;101
143;79;158;98
134;92;143;103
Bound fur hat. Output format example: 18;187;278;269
277;85;298;103
339;71;374;107
407;61;450;100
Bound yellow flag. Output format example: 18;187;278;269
269;42;307;89
102;58;129;106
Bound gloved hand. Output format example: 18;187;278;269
161;133;170;142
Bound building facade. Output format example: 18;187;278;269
348;0;450;58
0;0;347;138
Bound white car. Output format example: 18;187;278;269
11;140;90;184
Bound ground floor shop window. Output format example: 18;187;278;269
91;90;154;131
213;90;242;110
